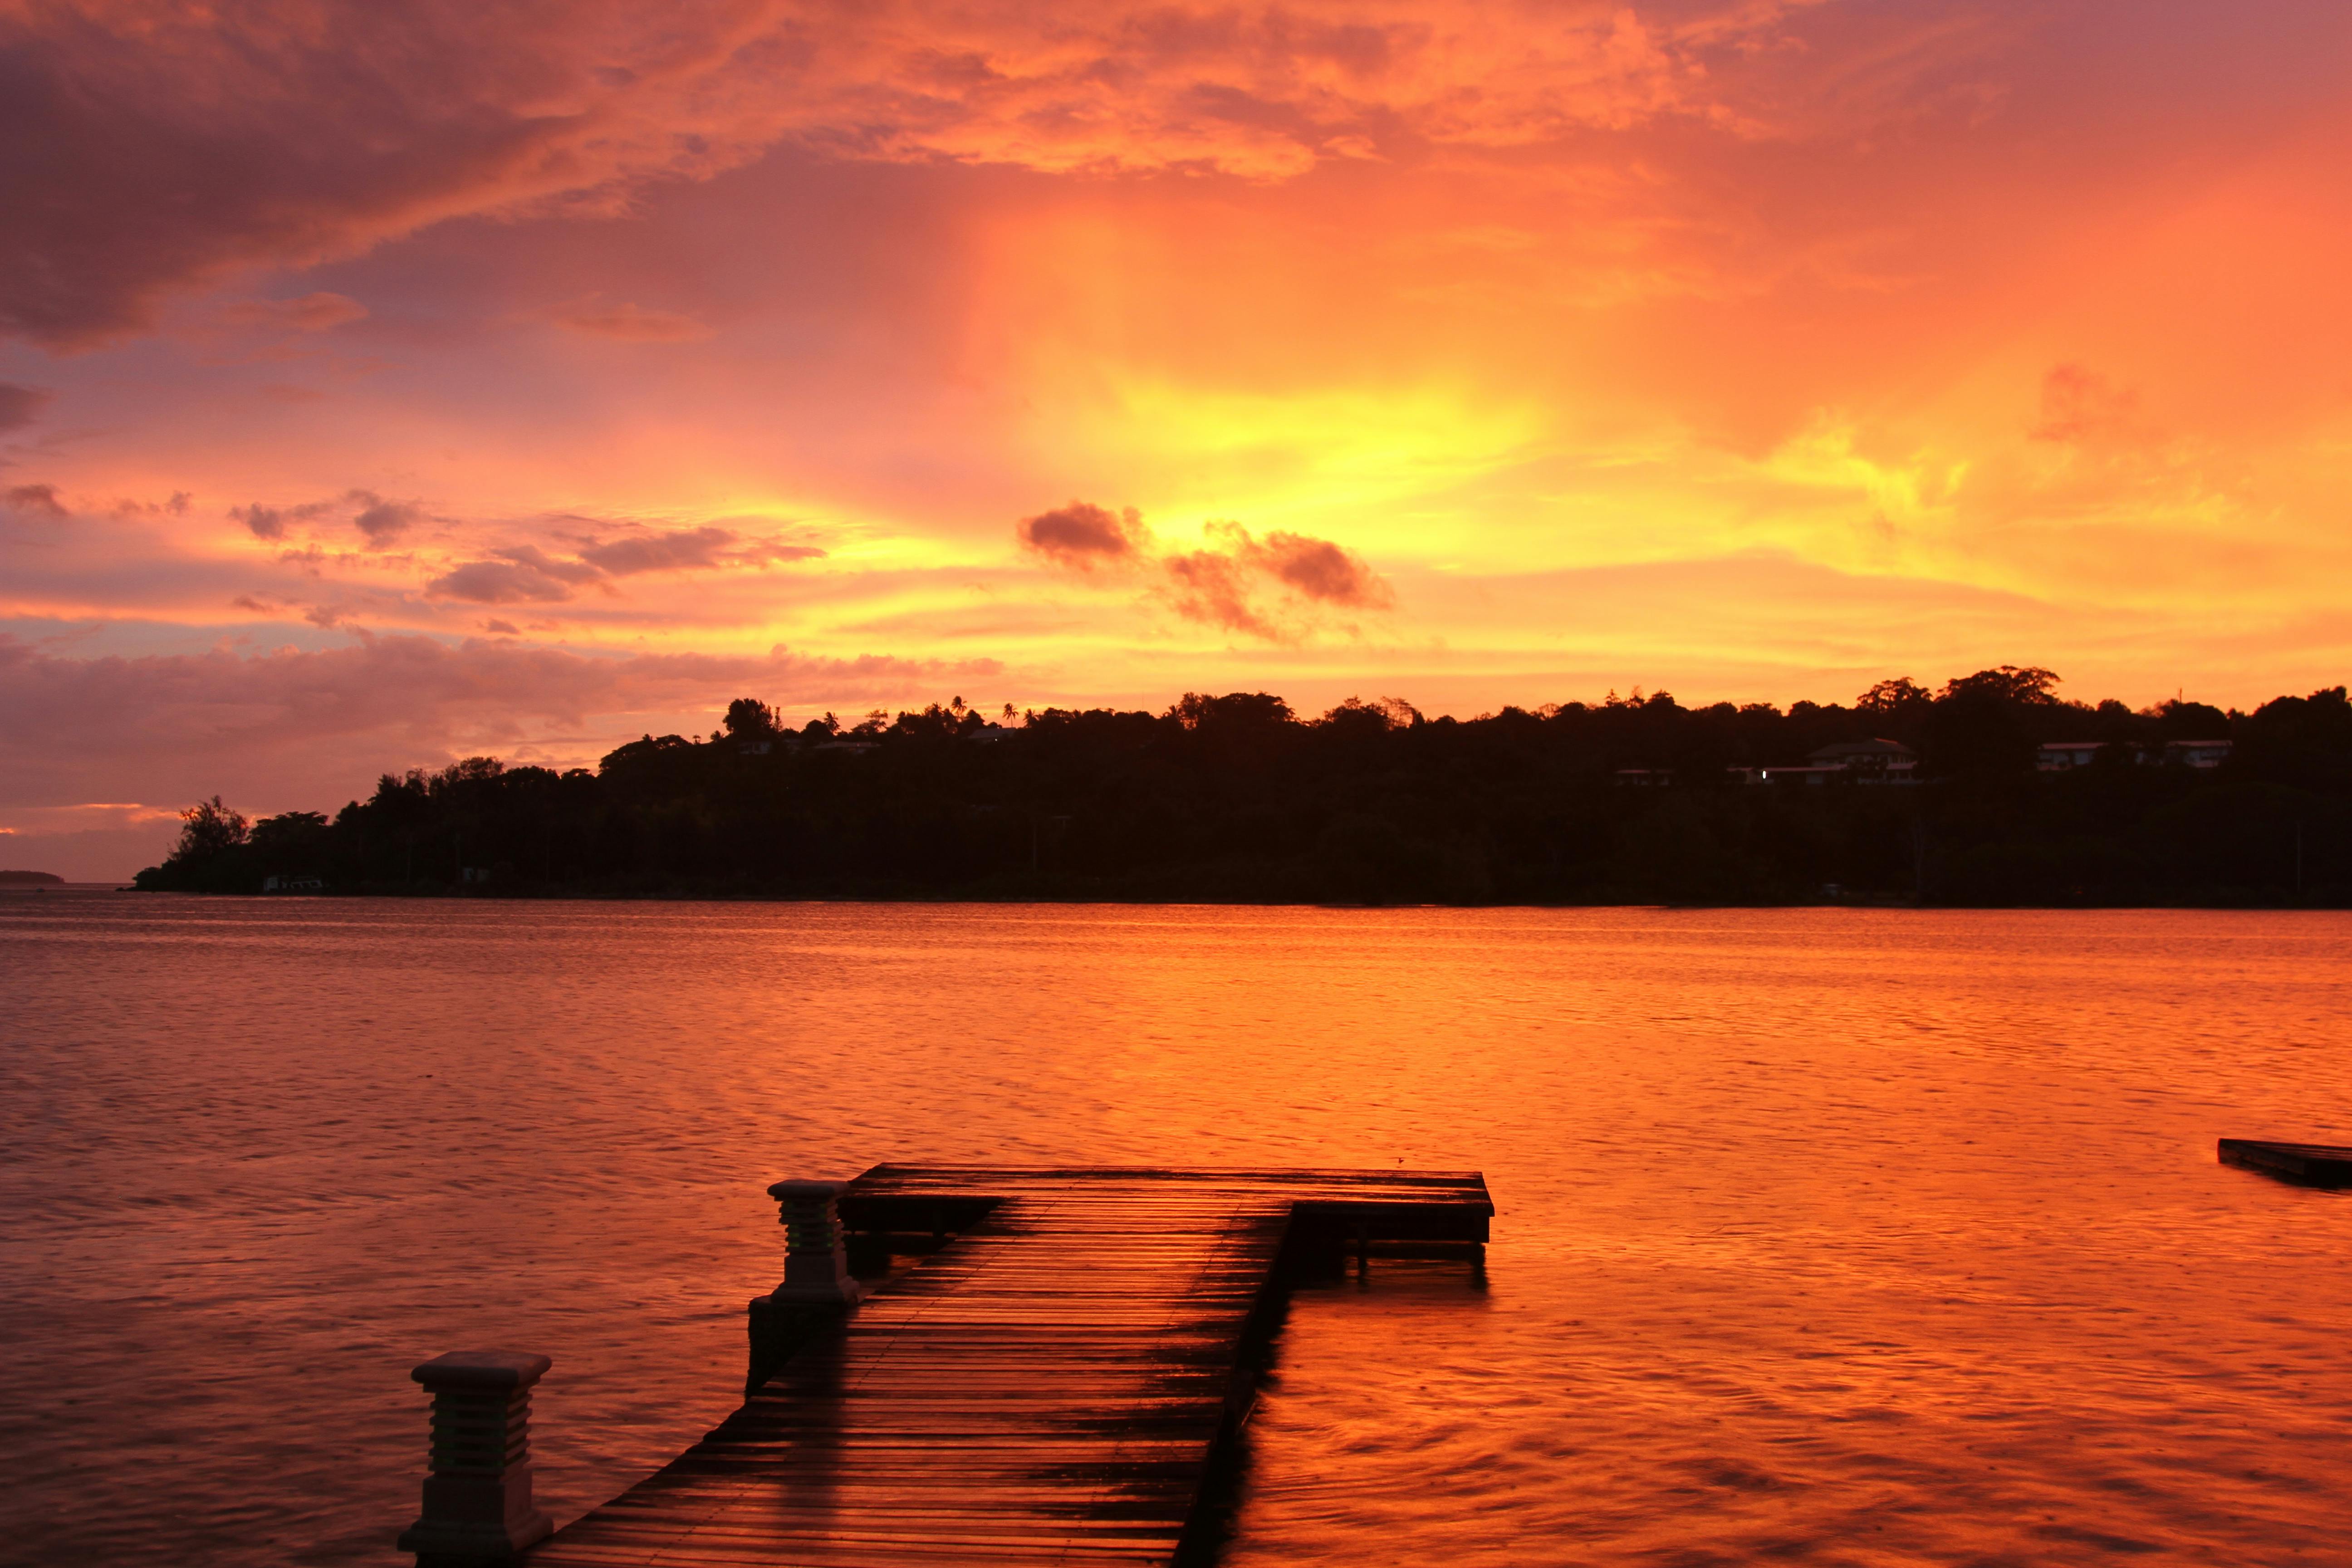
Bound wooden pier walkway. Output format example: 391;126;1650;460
524;1165;1492;1568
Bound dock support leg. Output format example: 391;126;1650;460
397;1351;554;1567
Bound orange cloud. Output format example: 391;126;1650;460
1160;522;1393;639
0;0;1933;347
1020;502;1391;640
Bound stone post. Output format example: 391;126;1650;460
766;1178;867;1304
746;1179;867;1392
397;1350;555;1567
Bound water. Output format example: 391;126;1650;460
5;897;2350;1566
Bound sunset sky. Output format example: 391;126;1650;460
5;0;2350;875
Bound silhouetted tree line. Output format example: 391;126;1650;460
135;671;2352;905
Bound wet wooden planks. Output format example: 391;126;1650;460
525;1166;1492;1568
2218;1138;2352;1188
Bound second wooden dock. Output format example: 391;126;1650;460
2219;1138;2352;1187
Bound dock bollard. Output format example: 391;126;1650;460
766;1178;868;1304
396;1351;555;1567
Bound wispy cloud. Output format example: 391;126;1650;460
5;482;69;517
216;292;369;334
553;301;715;342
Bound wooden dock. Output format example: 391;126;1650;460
2218;1138;2352;1188
523;1165;1493;1568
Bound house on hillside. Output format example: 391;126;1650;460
2165;739;2231;769
1742;740;1918;786
2035;740;2106;770
1808;738;1917;772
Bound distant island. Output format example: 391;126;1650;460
0;870;66;887
134;667;2352;906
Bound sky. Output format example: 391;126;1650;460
4;0;2351;876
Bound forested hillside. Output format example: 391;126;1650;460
136;669;2352;905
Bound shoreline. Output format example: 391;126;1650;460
36;885;2352;911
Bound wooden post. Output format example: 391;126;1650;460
397;1351;554;1566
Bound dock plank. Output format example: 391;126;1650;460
523;1166;1490;1568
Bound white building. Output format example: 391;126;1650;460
2035;741;2105;770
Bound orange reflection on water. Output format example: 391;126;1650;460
3;900;2348;1564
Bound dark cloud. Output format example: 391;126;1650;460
232;494;369;541
427;546;598;604
0;383;51;432
428;562;568;604
0;8;614;348
1018;501;1150;569
5;483;68;517
500;545;601;583
1250;529;1393;608
350;492;421;546
736;539;828;565
233;502;296;540
580;525;736;575
103;490;193;520
239;506;286;541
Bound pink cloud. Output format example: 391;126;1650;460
0;632;1006;866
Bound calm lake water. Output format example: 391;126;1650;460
5;897;2351;1566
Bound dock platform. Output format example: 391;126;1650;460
2218;1138;2352;1188
523;1164;1493;1568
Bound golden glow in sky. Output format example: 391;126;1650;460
4;0;2351;870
